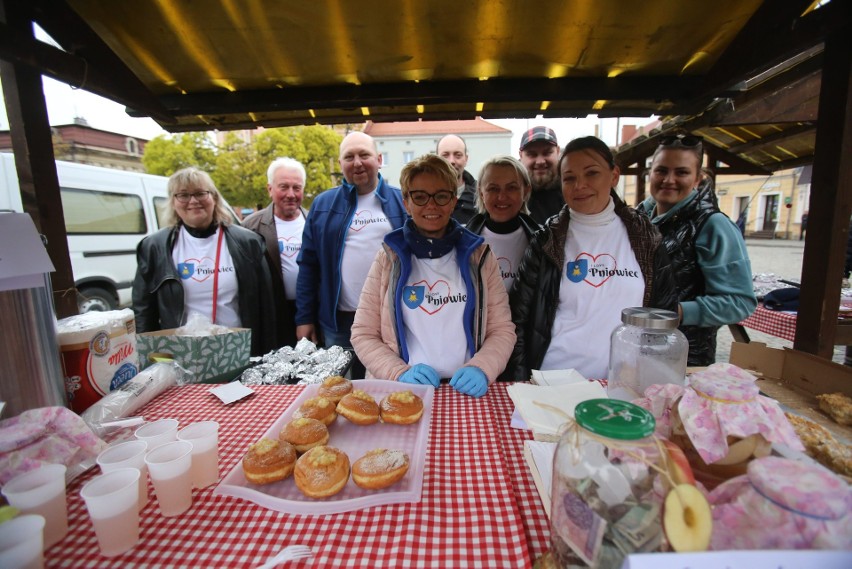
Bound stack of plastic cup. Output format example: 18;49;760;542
144;440;194;517
134;419;179;450
79;468;141;557
1;464;68;548
0;515;46;569
177;421;220;488
96;440;149;511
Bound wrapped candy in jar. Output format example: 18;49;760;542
709;456;852;550
550;399;667;568
637;363;804;489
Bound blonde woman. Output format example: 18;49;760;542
132;167;276;356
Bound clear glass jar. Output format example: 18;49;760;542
607;308;687;401
550;399;664;568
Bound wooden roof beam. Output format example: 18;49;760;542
135;76;703;119
728;123;814;154
688;0;845;104
14;0;176;124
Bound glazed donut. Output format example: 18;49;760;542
294;445;351;499
317;375;353;404
336;389;380;425
280;417;330;453
294;396;337;426
380;390;424;425
242;438;296;485
352;448;410;490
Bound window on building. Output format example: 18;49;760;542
403;151;414;164
382;152;389;165
125;137;139;156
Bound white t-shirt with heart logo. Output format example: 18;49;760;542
402;252;469;378
172;226;240;327
481;226;528;291
275;215;305;300
540;200;644;378
339;190;392;311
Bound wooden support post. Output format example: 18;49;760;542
0;0;77;318
795;29;852;357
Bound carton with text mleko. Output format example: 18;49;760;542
729;341;852;441
137;328;250;383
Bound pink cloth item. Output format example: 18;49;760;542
678;364;804;463
0;406;107;485
631;383;685;437
710;456;852;550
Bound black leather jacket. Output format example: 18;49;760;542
451;170;478;225
508;192;678;380
132;223;278;356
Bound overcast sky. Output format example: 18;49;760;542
0;75;651;150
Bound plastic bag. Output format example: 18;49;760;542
80;362;187;436
177;311;231;336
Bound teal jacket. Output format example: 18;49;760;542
638;190;757;327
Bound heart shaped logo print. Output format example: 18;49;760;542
412;279;451;315
576;253;617;288
350;210;371;232
279;237;300;258
181;257;214;282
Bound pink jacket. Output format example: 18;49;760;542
351;242;516;382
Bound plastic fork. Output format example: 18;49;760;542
256;545;313;568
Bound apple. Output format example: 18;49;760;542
713;434;758;465
663;483;713;552
662;439;696;486
752;435;772;458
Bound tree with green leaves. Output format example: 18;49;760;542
142;126;342;210
142;132;217;176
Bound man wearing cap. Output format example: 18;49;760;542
519;126;564;225
437;134;477;225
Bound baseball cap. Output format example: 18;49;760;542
520;126;558;151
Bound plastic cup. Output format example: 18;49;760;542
144;440;193;517
79;468;141;557
1;464;67;548
97;440;149;511
134;418;179;450
177;421;220;488
0;515;45;569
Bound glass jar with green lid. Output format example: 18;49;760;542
549;398;667;568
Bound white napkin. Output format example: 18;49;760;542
507;382;607;438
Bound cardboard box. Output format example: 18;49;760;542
729;341;852;442
137;328;251;383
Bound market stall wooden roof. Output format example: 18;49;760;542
0;0;840;134
0;0;850;361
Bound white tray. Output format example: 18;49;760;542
215;380;434;515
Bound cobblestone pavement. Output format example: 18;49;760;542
714;238;846;365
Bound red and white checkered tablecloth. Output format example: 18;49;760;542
46;383;550;568
739;305;797;342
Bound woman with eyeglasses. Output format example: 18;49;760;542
465;156;540;293
351;155;516;397
132;166;277;356
637;134;756;366
508;136;678;381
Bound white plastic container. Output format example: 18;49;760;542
607;308;687;401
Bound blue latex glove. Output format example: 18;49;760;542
399;363;440;387
449;366;488;398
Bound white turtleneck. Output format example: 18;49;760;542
540;198;645;379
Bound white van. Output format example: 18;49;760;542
0;153;229;312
